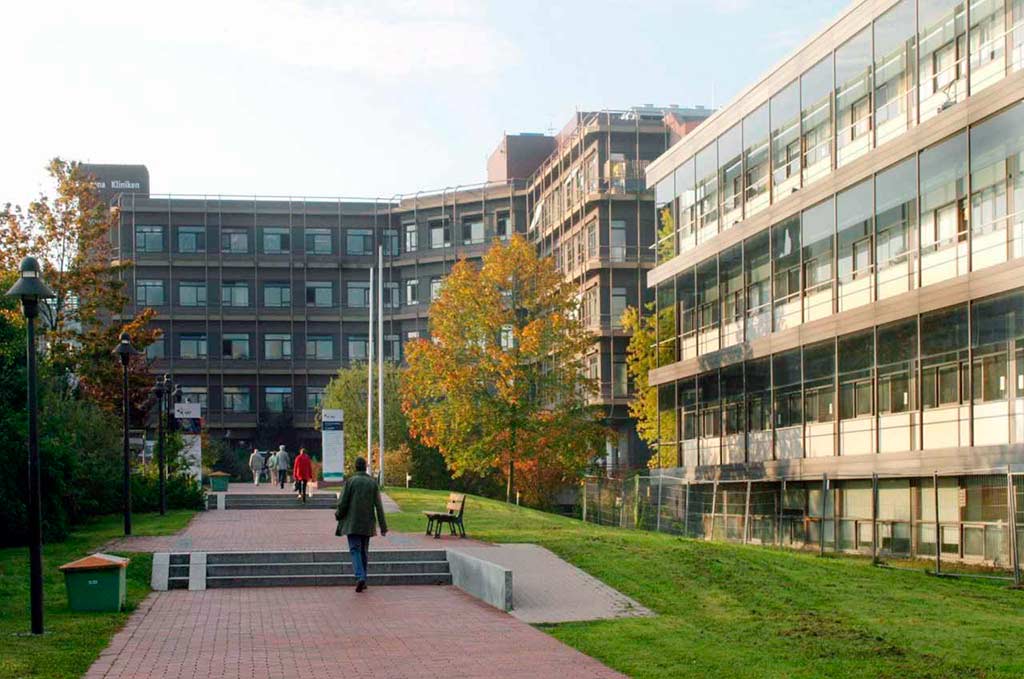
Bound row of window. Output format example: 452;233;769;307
548;220;635;272
178;385;324;414
148;331;413;363
136;278;444;309
655;99;1024;367
655;0;1024;262
656;287;1024;467
133;214;511;256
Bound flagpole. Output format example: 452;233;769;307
367;265;374;476
377;245;385;486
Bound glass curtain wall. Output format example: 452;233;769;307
658;384;678;468
877;318;918;452
919;132;968;286
836;27;874;167
746;357;772;461
719;244;744;348
874;0;917;146
656;175;676;262
918;0;967;123
698;371;721;466
970;101;1024;269
676;159;696;254
697;258;720;354
771;81;802;198
920;303;970;449
657;279;677;367
773;349;803;459
801;55;835;185
722;363;746;463
875;157;918;299
677;267;697;360
803;340;836;458
772;215;801;331
838;329;875;457
801;199;835;322
837;179;874;311
744;230;772;341
743;103;771;217
680;378;698;466
696;144;720;244
719;124;744;230
970;289;1024;446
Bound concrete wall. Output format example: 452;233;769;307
446;550;513;612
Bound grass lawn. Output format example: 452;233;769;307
0;510;194;679
388;487;1024;679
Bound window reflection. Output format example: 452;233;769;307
719;124;744;230
874;0;917;145
919;0;967;122
771;81;801;197
743;104;770;217
836;27;873;166
801;56;834;185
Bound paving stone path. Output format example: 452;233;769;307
84;586;624;679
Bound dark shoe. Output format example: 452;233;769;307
355;580;366;592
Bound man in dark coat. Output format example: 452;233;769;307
335;457;388;592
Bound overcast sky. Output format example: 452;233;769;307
1;0;849;206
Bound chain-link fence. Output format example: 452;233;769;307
582;471;1023;584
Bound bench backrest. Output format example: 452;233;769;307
446;493;466;517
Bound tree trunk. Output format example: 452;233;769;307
506;422;517;503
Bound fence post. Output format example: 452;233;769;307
933;471;941;576
656;474;664;533
743;480;752;544
1007;468;1020;587
683;481;691;538
596;476;602;525
709;479;719;542
633;474;642;529
581;478;588;524
871;472;879;566
819;474;827;557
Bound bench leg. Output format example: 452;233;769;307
434;520;442;539
425;518;433;536
457;520;465;538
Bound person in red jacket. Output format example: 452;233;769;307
293;447;313;503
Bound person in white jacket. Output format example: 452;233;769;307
268;451;279;486
275;445;291;490
248;449;264;486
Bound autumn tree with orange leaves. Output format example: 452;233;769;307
401;235;606;504
1;158;159;419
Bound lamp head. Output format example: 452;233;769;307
5;257;55;318
112;331;139;366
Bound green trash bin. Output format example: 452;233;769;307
59;553;130;612
209;471;230;492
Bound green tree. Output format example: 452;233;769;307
621;304;660;468
402;235;606;503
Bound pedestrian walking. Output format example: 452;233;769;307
334;456;388;592
268;450;278;486
275;444;291;490
293;447;313;503
248;448;263;486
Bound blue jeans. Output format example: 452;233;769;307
347;534;370;582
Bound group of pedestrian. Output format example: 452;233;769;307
246;445;315;501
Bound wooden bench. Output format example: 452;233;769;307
423;493;467;539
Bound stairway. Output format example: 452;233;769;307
207;493;338;510
166;550;452;589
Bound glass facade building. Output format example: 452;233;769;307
644;0;1024;567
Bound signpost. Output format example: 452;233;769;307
173;402;203;482
322;409;345;485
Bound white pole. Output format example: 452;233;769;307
367;266;374;476
377;245;385;486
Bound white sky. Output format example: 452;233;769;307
0;0;849;205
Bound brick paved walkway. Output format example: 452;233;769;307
85;587;624;679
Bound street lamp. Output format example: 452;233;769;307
151;375;168;516
113;332;140;536
6;256;55;636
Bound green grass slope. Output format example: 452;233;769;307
389;487;1024;679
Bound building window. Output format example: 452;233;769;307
383;334;400;362
429;220;450;249
405;279;419;305
222;333;250;359
500;325;514;351
179;334;208;359
462;217;484;245
264;333;292;360
306;386;324;411
263;283;291;308
221;229;249;254
404;222;417;252
406;330;421;341
611;287;627;329
306;335;333;360
181;387;208;413
223;386;251;413
221;281;250;308
347;229;373;255
347;281;370;308
610;221;627;262
383;229;399;256
177;226;205;253
430;277;442;301
178;281;207;307
136;279;165;306
262;227;290;254
306;281;333;308
383;281;400;309
348;335;368;361
496;212;510;240
146;337;165;360
135;225;164;253
265;387;293;413
613;355;628;397
304;228;332;255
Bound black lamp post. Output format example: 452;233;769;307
113;332;140;536
151;375;168;516
6;256;55;636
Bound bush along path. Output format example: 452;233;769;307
0;511;195;679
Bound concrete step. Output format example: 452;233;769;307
204;550;446;565
206;560;449;577
205;572;452;588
